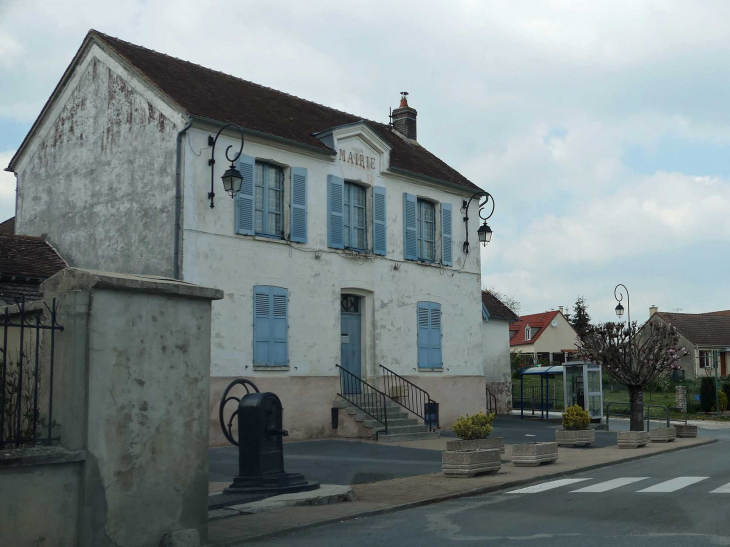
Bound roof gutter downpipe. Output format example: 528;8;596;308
174;115;194;280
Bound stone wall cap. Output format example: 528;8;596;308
41;268;224;301
0;446;86;468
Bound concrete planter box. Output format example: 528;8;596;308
617;431;649;448
445;437;505;454
555;429;595;447
649;427;676;443
511;442;559;467
675;424;698;438
442;448;501;478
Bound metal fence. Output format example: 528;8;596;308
0;298;63;449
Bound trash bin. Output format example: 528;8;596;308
424;402;439;429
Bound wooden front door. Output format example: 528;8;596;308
721;352;727;377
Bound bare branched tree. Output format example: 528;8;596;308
577;321;686;431
486;287;521;316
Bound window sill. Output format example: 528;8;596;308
418;367;443;372
253;365;290;371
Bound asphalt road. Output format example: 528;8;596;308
243;427;730;546
210;416;625;486
209;440;443;485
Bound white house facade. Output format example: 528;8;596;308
8;30;504;442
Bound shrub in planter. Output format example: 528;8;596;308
443;412;500;478
453;412;495;440
556;404;594;447
562;404;590;430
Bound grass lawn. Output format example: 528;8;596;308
512;377;689;419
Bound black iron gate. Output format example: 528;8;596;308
0;298;63;449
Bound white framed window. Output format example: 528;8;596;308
344;182;367;251
525;325;532;341
699;350;714;368
416;199;436;261
255;162;284;237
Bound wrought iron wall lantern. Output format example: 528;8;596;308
461;191;495;254
614;284;630;323
207;123;246;208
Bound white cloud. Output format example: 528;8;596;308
3;0;730;320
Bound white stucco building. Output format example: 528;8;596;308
6;30;510;442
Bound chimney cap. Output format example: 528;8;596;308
399;91;409;108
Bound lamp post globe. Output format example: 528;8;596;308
477;222;493;246
222;164;244;198
615;302;625;318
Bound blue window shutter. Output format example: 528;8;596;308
403;193;417;260
270;287;289;365
253;286;271;365
235;154;255;235
291;167;307;243
327;175;345;249
441;203;453;266
373;186;387;256
429;303;442;368
417;302;430;368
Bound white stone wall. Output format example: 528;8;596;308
181;125;485;385
482;317;513;412
14;44;185;277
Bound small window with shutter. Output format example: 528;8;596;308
417;301;442;369
253;286;289;367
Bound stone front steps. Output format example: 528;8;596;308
337;398;440;442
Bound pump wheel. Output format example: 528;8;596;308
219;379;260;446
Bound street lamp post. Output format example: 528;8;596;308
614;284;632;371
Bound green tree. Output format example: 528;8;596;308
570;296;592;337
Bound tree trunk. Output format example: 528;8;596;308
629;386;644;432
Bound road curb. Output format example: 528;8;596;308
215;437;718;546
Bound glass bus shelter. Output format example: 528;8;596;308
519;361;603;422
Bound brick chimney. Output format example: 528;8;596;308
650;305;658;317
391;92;418;141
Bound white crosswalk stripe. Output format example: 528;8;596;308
506;478;591;494
710;482;730;493
505;476;723;495
637;477;708;493
571;477;649;493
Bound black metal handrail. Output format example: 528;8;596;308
379;365;435;431
337;365;388;436
486;385;497;415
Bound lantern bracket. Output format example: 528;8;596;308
208;123;245;208
460;191;495;254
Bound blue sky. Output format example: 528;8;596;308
1;0;729;322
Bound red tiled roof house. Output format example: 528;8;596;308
510;309;578;365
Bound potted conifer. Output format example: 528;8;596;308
555;404;595;447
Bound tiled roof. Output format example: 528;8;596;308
0;217;14;234
655;312;730;347
87;31;479;192
481;291;519;322
0;281;43;305
509;310;564;347
0;234;67;279
703;310;730;317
